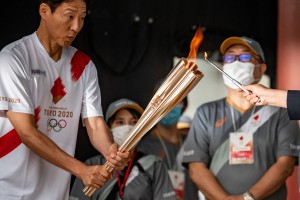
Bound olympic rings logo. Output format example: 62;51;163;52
47;119;67;132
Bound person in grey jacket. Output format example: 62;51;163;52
70;98;176;200
182;36;299;200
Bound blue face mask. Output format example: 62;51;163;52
160;106;182;127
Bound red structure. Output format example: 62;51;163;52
278;0;300;199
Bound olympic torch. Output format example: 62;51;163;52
83;28;204;197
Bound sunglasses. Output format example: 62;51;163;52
223;54;253;64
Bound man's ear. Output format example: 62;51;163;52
260;63;267;74
39;3;51;19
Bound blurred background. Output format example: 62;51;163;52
0;0;277;159
0;0;277;111
1;0;300;198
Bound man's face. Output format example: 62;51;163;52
224;44;264;81
44;0;86;47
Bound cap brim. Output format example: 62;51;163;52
220;37;258;55
107;104;144;121
177;122;191;129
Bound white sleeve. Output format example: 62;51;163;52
0;50;34;117
80;60;103;119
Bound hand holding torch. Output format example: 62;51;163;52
83;27;205;197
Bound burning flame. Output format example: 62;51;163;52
187;27;204;62
204;52;208;60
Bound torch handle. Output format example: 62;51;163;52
82;162;114;197
82;58;203;197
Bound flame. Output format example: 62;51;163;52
204;52;208;60
187;27;204;62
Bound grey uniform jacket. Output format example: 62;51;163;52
182;98;300;200
70;151;176;200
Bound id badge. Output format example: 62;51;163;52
168;170;185;198
229;132;253;165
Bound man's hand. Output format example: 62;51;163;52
237;84;267;105
238;84;288;108
105;143;131;170
81;165;112;188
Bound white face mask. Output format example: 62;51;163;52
223;61;259;89
111;125;133;145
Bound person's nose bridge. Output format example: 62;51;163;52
125;119;136;126
71;16;82;32
125;119;131;125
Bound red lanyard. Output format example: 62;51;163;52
115;150;137;198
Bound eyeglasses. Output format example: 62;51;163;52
223;54;253;64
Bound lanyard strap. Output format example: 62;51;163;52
210;105;280;176
115;150;137;198
154;129;181;170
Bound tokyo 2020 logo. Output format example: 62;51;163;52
47;119;67;132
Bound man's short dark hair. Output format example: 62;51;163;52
40;0;86;13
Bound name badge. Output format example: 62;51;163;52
229;132;254;165
168;170;185;199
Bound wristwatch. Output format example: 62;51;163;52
243;191;255;200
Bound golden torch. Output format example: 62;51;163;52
83;28;204;197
